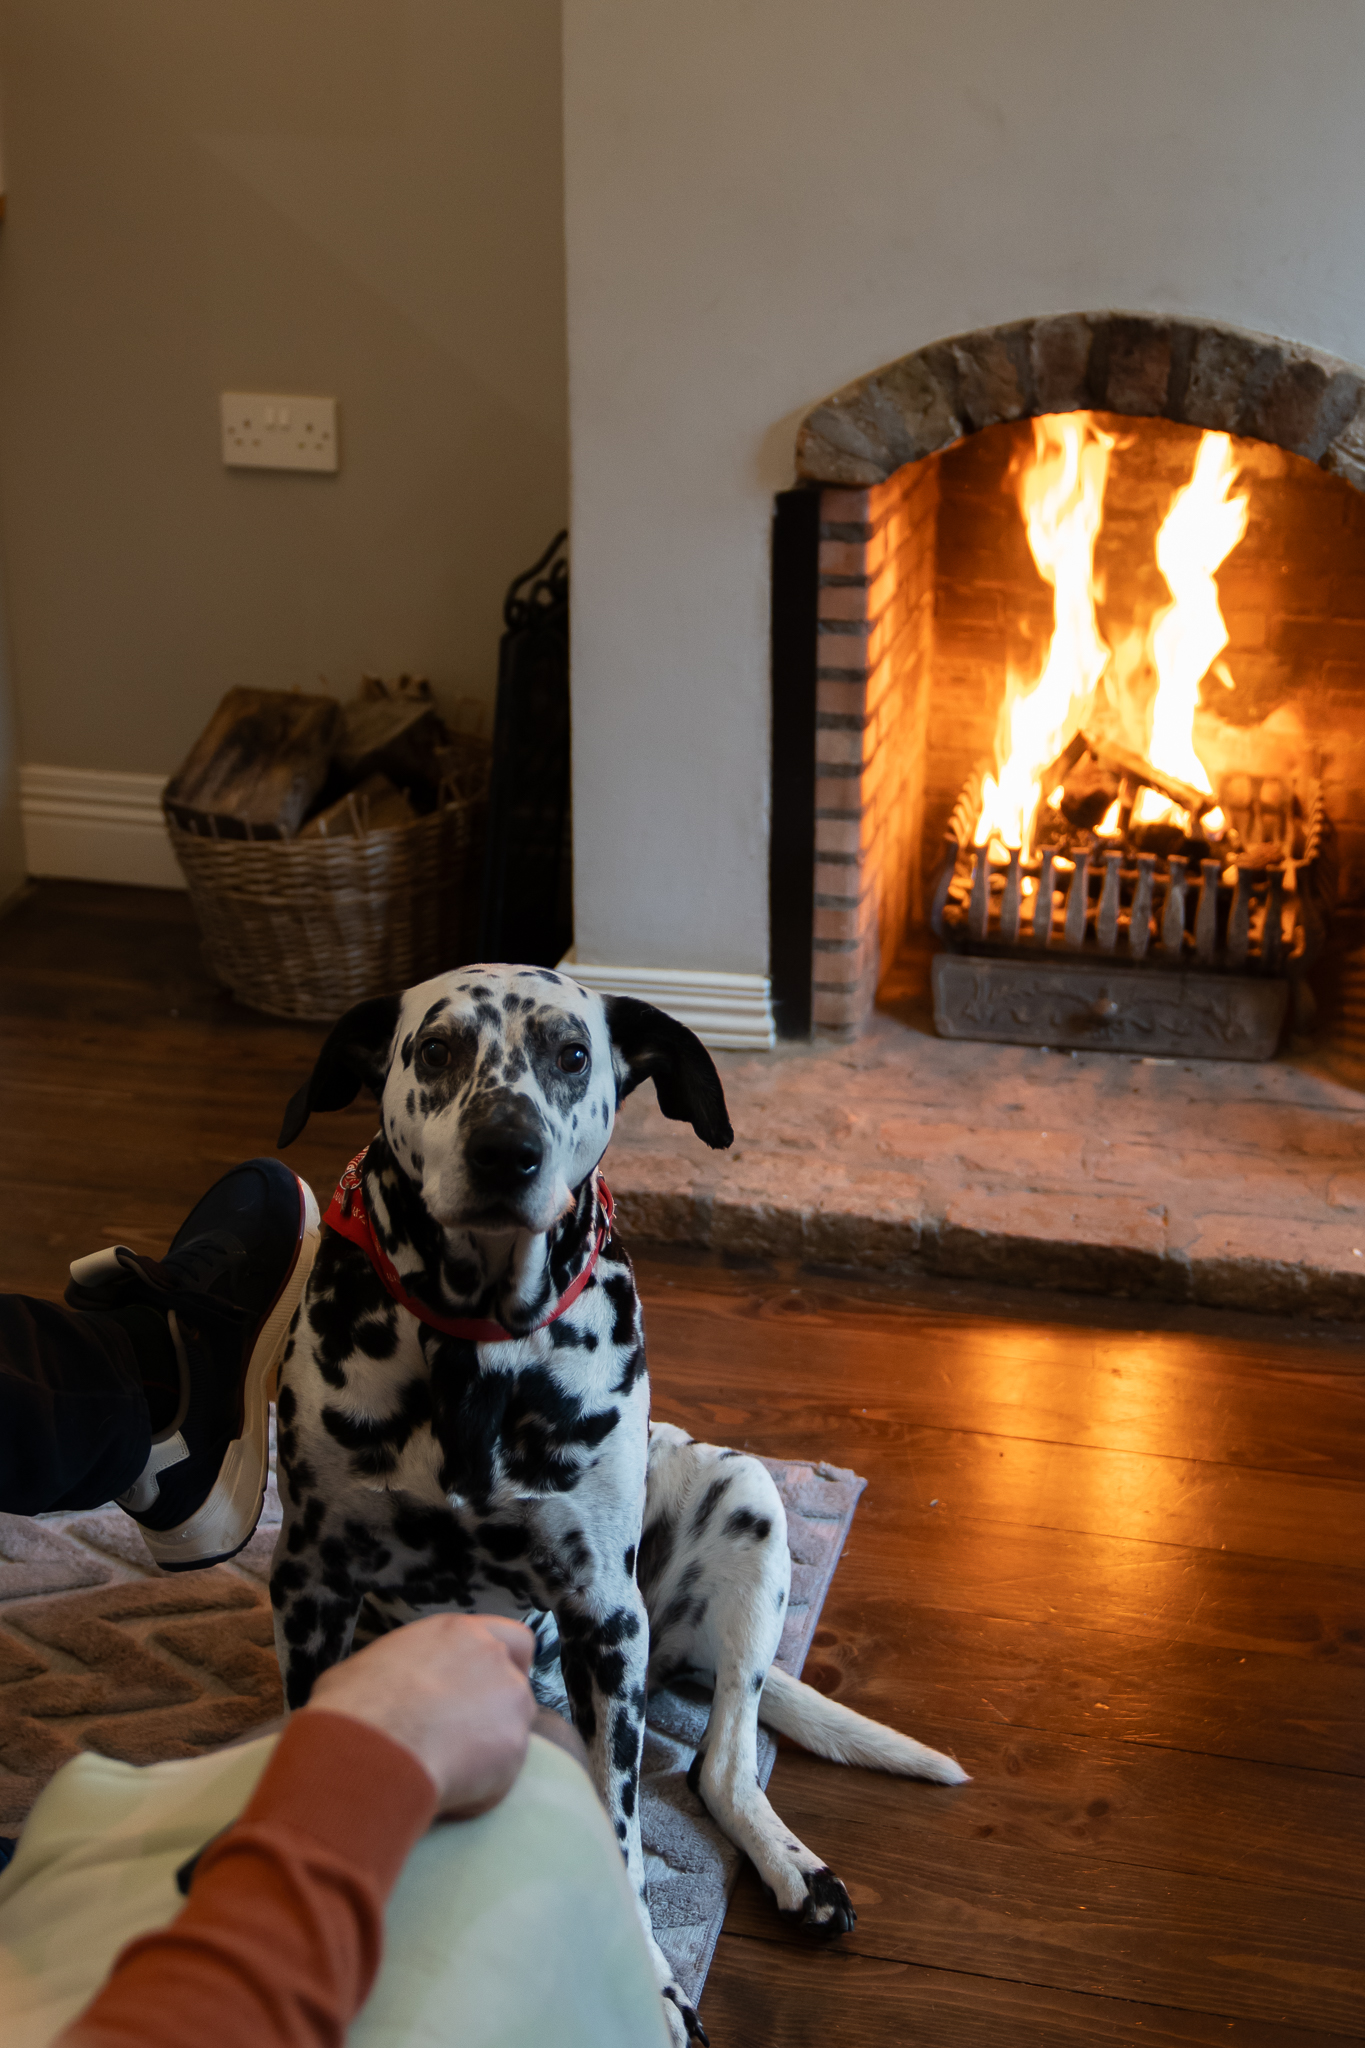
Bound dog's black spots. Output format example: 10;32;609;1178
502;1046;528;1083
600;1273;636;1348
623;1545;636;1578
286;1497;326;1555
620;1774;636;1817
316;1354;348;1390
611;1343;645;1395
560;1652;598;1741
501;992;522;1013
355;1316;399;1361
308;1236;394;1380
290;1457;317;1495
321;1376;432;1459
409;1150;424;1174
390;1504;479;1607
719;1448;741;1459
636;1519;674;1597
691;1477;732;1538
270;1558;308;1609
686;1748;706;1797
281;1337;295;1364
441;1252;481;1297
614;1816;627;1840
752;1670;766;1693
418;997;452;1033
612;1712;639;1773
276;1425;297;1464
401;1034;415;1070
318;1534;358;1579
483;1564;532;1602
791;1867;856;1940
283;1595;320;1646
656;1561;704;1637
723;1507;772;1542
595;1606;641;1648
475;1520;531;1562
284;1649;322;1710
775;1585;786;1610
548;1316;592;1352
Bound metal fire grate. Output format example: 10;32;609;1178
928;760;1334;1060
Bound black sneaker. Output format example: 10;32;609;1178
65;1157;320;1571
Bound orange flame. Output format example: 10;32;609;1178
975;415;1114;850
977;416;1248;856
1133;431;1248;828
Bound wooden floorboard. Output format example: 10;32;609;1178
2;882;1362;2044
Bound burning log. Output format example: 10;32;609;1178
930;757;1331;985
1089;741;1212;823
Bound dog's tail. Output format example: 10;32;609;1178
756;1664;969;1783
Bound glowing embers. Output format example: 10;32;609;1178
934;761;1326;975
974;415;1249;862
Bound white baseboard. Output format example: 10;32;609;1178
20;765;184;890
564;956;775;1051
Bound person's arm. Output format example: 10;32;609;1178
57;1614;536;2048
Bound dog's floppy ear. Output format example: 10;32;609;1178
604;995;733;1150
278;994;402;1148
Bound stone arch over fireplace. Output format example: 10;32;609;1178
795;312;1365;490
777;313;1365;1039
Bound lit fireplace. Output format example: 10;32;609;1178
928;412;1332;1058
771;314;1363;1051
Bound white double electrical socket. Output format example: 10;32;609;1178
220;392;338;473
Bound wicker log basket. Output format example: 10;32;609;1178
166;736;489;1022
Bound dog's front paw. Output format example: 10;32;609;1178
663;1983;710;2044
782;1864;857;1940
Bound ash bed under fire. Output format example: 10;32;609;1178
928;414;1337;1062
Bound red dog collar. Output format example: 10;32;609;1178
323;1149;614;1345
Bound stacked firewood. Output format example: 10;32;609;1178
163;679;485;842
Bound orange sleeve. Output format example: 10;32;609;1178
56;1709;439;2048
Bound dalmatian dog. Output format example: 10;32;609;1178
271;965;967;2045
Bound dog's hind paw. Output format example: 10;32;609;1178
663;1984;709;2044
784;1865;857;1939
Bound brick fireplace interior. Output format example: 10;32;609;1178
773;315;1365;1043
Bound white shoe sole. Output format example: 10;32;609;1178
140;1176;321;1571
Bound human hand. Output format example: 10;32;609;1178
302;1614;537;1817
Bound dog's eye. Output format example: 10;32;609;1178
418;1038;450;1069
557;1043;589;1075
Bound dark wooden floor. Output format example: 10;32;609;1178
3;883;1363;2046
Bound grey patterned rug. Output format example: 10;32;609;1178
641;1457;866;2008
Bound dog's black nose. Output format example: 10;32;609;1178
468;1124;544;1185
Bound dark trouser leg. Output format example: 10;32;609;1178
0;1295;153;1513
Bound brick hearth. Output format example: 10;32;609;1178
605;988;1365;1319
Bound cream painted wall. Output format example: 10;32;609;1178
564;0;1365;977
0;0;566;777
